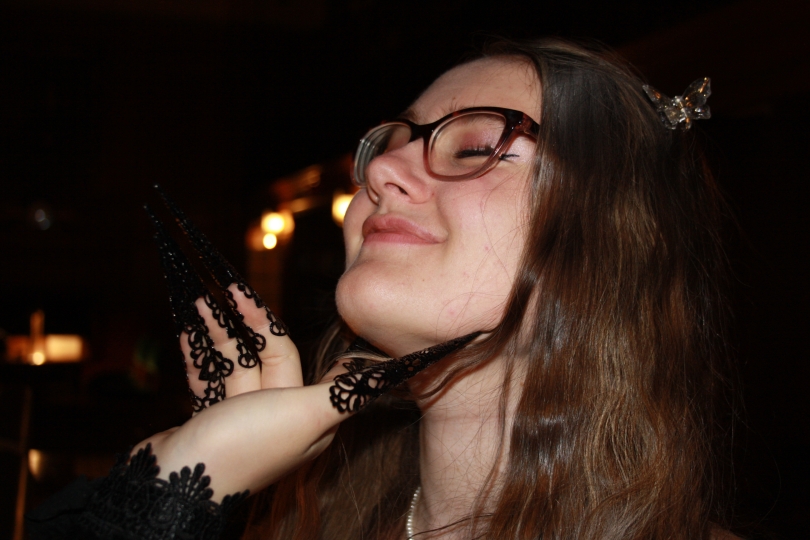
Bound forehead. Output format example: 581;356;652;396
407;56;542;124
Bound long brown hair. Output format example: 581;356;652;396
245;38;734;540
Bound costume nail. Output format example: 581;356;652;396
147;205;242;411
329;332;480;413
155;185;288;344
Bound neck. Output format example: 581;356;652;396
410;354;517;538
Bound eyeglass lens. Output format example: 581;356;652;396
429;112;506;177
357;112;509;184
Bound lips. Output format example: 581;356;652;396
362;214;441;245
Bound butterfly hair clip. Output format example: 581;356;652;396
643;77;711;131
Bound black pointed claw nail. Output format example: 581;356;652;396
154;185;240;288
147;205;255;412
155;185;289;342
328;332;481;414
146;205;206;331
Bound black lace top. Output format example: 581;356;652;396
26;444;249;540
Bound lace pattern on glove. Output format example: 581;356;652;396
147;207;244;412
329;332;480;413
80;444;249;540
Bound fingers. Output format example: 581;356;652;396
148;205;228;412
179;331;207;401
155;186;301;390
187;286;302;401
195;295;262;398
228;284;303;389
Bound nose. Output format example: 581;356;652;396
364;140;433;205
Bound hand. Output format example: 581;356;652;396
135;288;355;500
182;284;303;401
135;288;348;500
139;189;477;502
139;192;356;502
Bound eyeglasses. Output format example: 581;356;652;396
353;106;540;187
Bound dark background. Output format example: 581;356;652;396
0;0;808;538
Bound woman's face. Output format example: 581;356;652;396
337;57;541;357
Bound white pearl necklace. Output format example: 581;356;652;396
406;486;421;539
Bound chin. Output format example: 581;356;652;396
335;268;415;356
336;267;504;357
336;264;444;355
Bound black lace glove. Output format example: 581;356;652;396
26;444;248;540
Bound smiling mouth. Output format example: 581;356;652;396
362;215;441;245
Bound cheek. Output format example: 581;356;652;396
342;191;372;269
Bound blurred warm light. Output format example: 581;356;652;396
300;166;322;189
30;309;46;364
45;335;84;362
332;192;355;227
29;450;43;480
5;336;29;361
262;233;278;249
284;196;323;214
261;210;294;238
29;450;43;481
5;334;86;363
261;212;285;234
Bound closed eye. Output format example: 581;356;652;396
455;147;494;159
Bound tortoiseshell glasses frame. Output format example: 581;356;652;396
353;106;540;187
